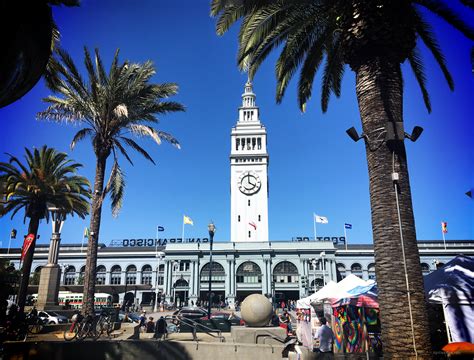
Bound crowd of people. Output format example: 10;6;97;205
139;312;168;340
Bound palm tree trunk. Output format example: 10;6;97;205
82;155;107;315
355;59;432;359
17;216;40;312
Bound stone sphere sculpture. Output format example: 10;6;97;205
240;294;273;327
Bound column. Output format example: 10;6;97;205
227;259;235;307
225;260;232;296
189;261;198;305
164;261;171;302
37;233;62;310
331;259;337;282
267;259;273;303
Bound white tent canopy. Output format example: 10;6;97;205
297;274;375;307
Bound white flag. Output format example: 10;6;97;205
314;214;328;224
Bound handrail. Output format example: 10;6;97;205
255;331;288;344
165;315;225;342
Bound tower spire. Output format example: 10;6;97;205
242;76;256;110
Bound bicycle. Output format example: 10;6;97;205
76;314;97;340
63;312;83;341
94;310;113;339
26;312;44;335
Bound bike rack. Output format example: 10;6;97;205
165;315;225;343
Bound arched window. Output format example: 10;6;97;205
77;266;86;285
368;263;376;280
141;265;153;285
273;261;298;283
110;265;122;285
174;278;189;288
421;263;430;275
126;265;137;285
310;278;324;289
337;263;347;279
200;262;225;283
30;266;42;285
351;263;363;277
64;266;76;285
236;261;262;284
96;265;106;285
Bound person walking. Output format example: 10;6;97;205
139;311;147;332
314;317;335;359
154;316;168;340
146;317;155;333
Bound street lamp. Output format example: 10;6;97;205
320;252;326;286
207;222;216;318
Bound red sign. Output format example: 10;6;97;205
21;234;35;260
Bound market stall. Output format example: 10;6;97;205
424;255;474;343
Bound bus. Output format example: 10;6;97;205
29;292;113;309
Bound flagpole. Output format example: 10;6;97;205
7;233;12;255
344;225;348;251
313;213;317;240
81;233;84;253
182;215;185;243
442;228;446;250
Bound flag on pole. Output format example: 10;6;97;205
21;234;35;261
441;222;448;234
10;229;17;239
183;215;194;225
83;227;90;239
314;214;328;224
344;223;352;229
249;222;257;230
157;226;165;232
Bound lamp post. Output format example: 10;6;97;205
37;207;66;310
207;222;216;318
320;252;326;286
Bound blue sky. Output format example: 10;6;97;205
1;0;473;248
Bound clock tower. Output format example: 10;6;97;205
230;80;269;243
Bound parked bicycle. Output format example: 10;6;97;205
94;310;113;339
63;311;83;341
63;312;98;341
26;310;44;335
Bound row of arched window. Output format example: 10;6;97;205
336;262;434;280
34;260;436;287
34;264;163;286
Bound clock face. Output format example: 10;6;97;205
238;171;261;195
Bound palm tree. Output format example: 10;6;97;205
211;1;473;357
37;47;185;315
0;146;91;312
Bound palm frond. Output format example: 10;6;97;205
104;160;125;218
71;128;94;150
407;47;432;113
414;10;454;90
321;37;344;113
119;137;156;164
414;0;474;40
